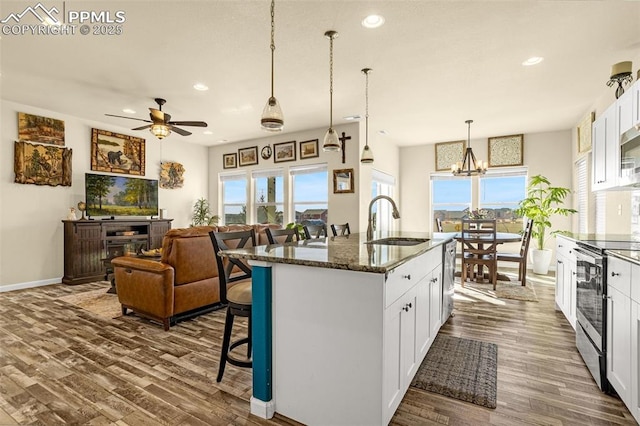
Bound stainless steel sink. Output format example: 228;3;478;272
364;237;429;246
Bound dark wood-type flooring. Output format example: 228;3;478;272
0;271;636;425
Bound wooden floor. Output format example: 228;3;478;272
0;272;636;425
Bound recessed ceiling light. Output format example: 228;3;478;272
193;83;209;91
203;130;213;135
217;139;228;144
522;56;544;66
343;115;362;121
362;14;385;29
122;108;136;114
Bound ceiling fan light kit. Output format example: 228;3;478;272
105;97;207;140
323;30;341;152
451;119;487;176
261;0;284;132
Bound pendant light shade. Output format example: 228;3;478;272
323;30;341;152
261;0;284;132
360;67;374;164
451;120;488;176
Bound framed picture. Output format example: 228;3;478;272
300;139;319;159
14;141;72;186
18;112;65;146
435;140;466;171
274;141;296;163
488;134;524;167
91;128;145;175
159;161;185;189
238;146;258;167
333;168;354;194
223;153;237;169
577;111;595;153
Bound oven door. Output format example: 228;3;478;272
574;247;605;351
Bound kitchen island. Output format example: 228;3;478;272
220;231;453;425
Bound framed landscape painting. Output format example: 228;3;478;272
274;141;296;163
300;139;319;159
14;141;72;186
223;153;237;169
238;146;258;167
18;112;65;146
91;128;145;176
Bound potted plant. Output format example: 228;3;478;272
515;174;577;274
191;198;220;226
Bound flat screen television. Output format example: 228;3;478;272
85;173;158;217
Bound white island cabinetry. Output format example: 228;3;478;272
270;241;444;426
555;235;577;328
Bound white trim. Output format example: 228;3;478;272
250;396;275;419
289;163;327;176
219;171;247;181
0;277;61;292
252;168;284;179
372;169;396;186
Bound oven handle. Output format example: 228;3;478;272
574;247;603;264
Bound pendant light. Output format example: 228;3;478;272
451;120;487;176
260;0;284;132
323;30;340;151
360;68;374;164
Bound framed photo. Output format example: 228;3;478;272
274;141;296;163
223;153;237;169
577;111;595;153
18;112;65;146
238;146;258;167
91;128;145;175
14;141;72;186
333;168;354;194
300;139;319;159
435;140;465;171
488;134;524;167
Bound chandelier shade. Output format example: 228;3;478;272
451;120;487;176
261;0;284;132
323;30;341;152
150;124;171;139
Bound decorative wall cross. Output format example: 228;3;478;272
339;132;351;164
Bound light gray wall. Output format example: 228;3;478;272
0;101;209;290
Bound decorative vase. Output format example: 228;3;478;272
531;248;552;275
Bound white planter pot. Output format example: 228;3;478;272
531;248;552;275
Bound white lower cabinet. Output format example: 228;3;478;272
607;286;632;406
631;301;640;423
555;236;576;328
429;266;442;338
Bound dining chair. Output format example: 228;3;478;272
435;218;444;232
209;229;256;382
266;227;301;245
303;224;327;239
460;219;498;289
497;218;534;286
330;223;351;236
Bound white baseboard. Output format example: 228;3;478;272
250;397;275;419
0;278;61;292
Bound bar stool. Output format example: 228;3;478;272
330;223;351;236
209;229;255;382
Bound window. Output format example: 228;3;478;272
253;169;284;225
371;170;396;232
220;172;247;224
431;175;472;232
576;157;589;233
291;164;328;226
478;169;527;232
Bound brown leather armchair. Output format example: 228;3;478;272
111;223;280;330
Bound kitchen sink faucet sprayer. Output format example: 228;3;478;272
367;195;400;241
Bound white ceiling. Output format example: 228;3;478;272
1;1;639;147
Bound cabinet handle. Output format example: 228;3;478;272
402;306;409;312
558;244;563;248
611;271;621;277
402;274;411;280
572;272;577;275
558;260;563;264
407;302;412;309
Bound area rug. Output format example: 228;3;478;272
57;285;122;320
456;277;538;302
411;334;498;409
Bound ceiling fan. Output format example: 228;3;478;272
105;98;208;139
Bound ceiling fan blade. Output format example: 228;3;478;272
164;113;172;123
149;108;165;122
105;114;152;123
168;121;208;127
131;124;153;131
168;125;192;136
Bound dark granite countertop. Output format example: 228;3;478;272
220;231;453;273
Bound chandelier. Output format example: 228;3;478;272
451;119;487;176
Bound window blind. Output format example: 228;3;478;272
219;171;247;182
251;169;284;179
576;157;588;233
289;163;328;176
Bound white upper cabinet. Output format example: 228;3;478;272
592;102;619;190
632;80;640;128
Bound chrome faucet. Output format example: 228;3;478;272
367;195;400;241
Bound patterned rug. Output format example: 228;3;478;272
411;334;498;409
57;284;122;319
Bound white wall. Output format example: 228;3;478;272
208;122;365;230
0;101;208;289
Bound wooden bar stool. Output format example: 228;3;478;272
209;229;255;382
